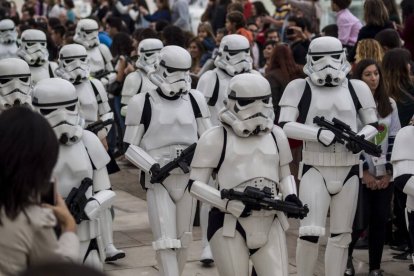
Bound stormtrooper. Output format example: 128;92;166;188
17;29;57;85
31;78;119;269
392;126;414;272
189;73;304;276
278;36;378;276
73;19;116;87
0;58;32;112
55;44;114;137
195;34;257;263
197;34;256;126
120;38;163;115
124;45;212;276
0;19;18;59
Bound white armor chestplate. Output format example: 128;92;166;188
0;43;18;59
53;141;93;199
141;92;198;159
30;63;50;85
217;127;279;191
75;81;99;124
87;47;106;74
210;69;231;126
303;83;359;166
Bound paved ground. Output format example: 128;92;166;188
105;161;413;276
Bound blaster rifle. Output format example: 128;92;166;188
150;143;197;184
220;186;309;219
313;116;382;157
65;177;93;224
92;69;110;80
86;119;114;135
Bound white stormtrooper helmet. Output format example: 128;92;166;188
303;36;351;87
149;45;192;98
56;44;90;84
219;73;274;137
214;34;252;76
0;58;32;111
32;78;83;145
136;38;163;73
17;29;49;66
0;19;17;44
73;19;100;49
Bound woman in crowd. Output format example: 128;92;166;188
354;39;384;66
188;37;205;75
258;39;276;74
0;107;79;276
346;59;401;276
265;43;304;182
349;0;393;61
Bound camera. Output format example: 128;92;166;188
286;28;294;35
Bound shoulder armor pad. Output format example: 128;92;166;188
125;92;147;126
82;130;110;169
196;70;218;99
349;79;376;109
278;78;307;108
121;72;143;103
49;61;58;76
98;44;113;63
272;125;293;166
191;126;224;168
189;89;210;118
392;126;414;162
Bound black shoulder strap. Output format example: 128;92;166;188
270;131;280;153
90;81;102;104
137;74;143;94
207;72;220;106
99;47;108;65
348;80;362;111
140;93;152;132
48;63;54;78
297;80;312;124
215;127;227;173
188;92;202;118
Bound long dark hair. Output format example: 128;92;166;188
382;48;414;102
0;107;59;223
110;32;133;57
266;44;303;86
353;59;392;118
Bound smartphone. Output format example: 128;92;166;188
41;181;56;205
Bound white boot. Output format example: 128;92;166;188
200;202;214;265
101;208;126;262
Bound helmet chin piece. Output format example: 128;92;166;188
54;124;83;145
220;109;273;137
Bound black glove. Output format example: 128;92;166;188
149;163;161;183
346;135;364;154
284;194;306;219
240;203;252;218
